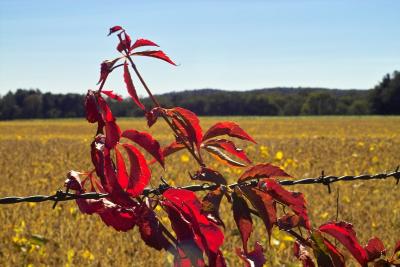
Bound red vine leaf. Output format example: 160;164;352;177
108;26;123;36
168;107;203;149
236;242;266;267
277;213;302;230
161;141;186;158
203;121;256;143
97;95;115;122
241;186;276;240
132;50;177;65
232;191;253;253
99;203;137;232
364;237;386;262
191;167;227;185
162;188;224;255
122;129;164;168
311;230;344;267
136;204;173;251
259;179;310;229
204;146;247;167
294;241;316;267
319;221;368;266
130;38;159;51
123;61;145;111
101;90;123;102
239;163;291;182
203;138;251;163
122;144;151;197
201;186;226;227
105;121;121;149
115;146;129;189
85;90;101;123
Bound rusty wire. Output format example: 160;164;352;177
0;168;399;205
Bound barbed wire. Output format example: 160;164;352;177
0;167;398;205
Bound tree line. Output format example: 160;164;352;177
0;71;399;120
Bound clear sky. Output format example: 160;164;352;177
0;0;399;96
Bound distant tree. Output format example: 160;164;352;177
370;71;400;114
301;92;337;115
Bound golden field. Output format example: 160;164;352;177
0;116;399;267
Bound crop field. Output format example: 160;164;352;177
0;116;399;266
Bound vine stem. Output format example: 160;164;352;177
125;54;204;167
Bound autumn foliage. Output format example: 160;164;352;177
63;26;400;267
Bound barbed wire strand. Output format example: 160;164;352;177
0;167;399;205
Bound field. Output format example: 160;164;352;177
0;116;399;266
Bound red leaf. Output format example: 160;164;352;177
319;221;368;266
294;241;316;267
108;25;123;36
122;144;151;197
277;213;302;230
101;90;123;102
105;120;121;149
130;38;159;51
310;229;344;267
123;61;145;110
162;141;186;158
102;148;136;207
145;107;164;127
115;147;129;189
99;202;137;231
203;139;251;163
85;90;101;123
365;237;386;262
324;238;346;267
191;167;227;185
169;107;203;149
232;191;253;253
203;121;256;143
259;179;310;229
97;58;120;85
239;163;291;182
163;189;224;254
204;146;247;167
136;204;173;251
132;50;177;65
241;186;276;240
122;129;164;167
236;242;266;267
201;186;226;227
161;200;205;266
97;95;115;122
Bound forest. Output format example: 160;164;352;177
0;71;399;120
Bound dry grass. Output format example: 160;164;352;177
0;116;399;266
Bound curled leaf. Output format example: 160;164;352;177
365;237;386;262
105;120;121;149
294;241;316;267
122;129;164;167
204;146;247;167
122;144;151;197
203;121;256;143
232;191;253;253
85;90;101;123
123;61;145;111
201;186;226;227
191;167;227;185
168;107;203;149
101;90;123;102
319;221;368;266
239;163;291;182
130;38;159;51
203;138;251;163
108;25;123;36
132;50;176;65
236;242;266;267
259;179;310;229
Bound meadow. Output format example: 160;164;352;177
0;116;399;266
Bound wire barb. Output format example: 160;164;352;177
0;169;399;205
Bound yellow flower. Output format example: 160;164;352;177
180;154;190;163
275;151;283;161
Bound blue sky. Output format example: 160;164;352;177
0;0;399;96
